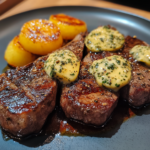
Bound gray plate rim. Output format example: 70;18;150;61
0;5;150;22
0;5;150;150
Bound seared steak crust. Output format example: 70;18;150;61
60;78;118;125
120;37;150;107
55;33;86;61
0;56;57;137
79;36;150;107
0;33;86;137
60;32;119;125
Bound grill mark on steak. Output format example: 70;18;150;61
60;78;119;126
22;86;37;104
0;54;58;136
0;33;86;137
60;31;119;125
79;36;150;107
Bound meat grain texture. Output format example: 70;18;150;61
60;33;119;126
60;78;119;125
60;35;150;126
0;33;85;137
79;36;150;107
0;56;57;137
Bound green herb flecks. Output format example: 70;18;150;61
103;25;110;29
50;65;55;77
70;73;75;76
107;63;116;70
115;83;120;87
116;60;120;65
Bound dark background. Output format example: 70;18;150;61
105;0;150;12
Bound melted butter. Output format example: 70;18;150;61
84;26;125;52
130;45;150;66
89;55;132;91
44;50;80;84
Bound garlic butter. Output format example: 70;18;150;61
89;55;132;91
84;26;125;52
44;50;80;84
130;45;150;66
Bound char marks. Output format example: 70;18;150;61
0;33;86;137
0;56;52;113
60;78;119;125
80;35;150;107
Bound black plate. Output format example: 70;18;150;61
0;6;150;150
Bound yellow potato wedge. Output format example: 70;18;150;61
49;14;87;40
4;36;37;67
19;19;63;55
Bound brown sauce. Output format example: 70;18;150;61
1;97;150;148
1;64;150;148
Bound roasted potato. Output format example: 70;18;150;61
49;14;87;40
4;36;37;67
19;19;63;55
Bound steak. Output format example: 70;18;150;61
60;78;119;126
120;36;150;107
79;36;150;107
60;42;119;125
0;33;85;137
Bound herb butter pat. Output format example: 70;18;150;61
44;50;80;84
89;55;132;91
84;26;125;52
130;45;150;66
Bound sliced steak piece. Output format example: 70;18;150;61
119;36;150;107
79;35;150;107
0;33;85;137
60;78;119;126
60;40;119;126
60;28;120;126
0;57;57;137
